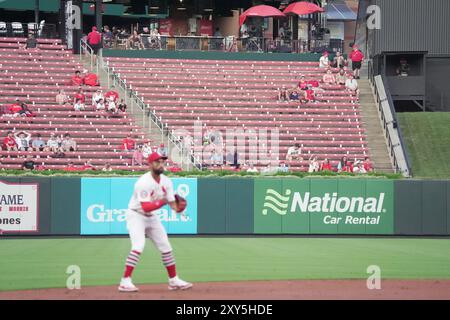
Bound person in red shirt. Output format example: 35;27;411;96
363;157;373;173
2;131;18;151
9;102;23;115
349;45;365;79
83;70;99;87
320;158;333;171
64;161;79;172
342;161;354;173
121;134;135;151
81;161;96;171
86;26;102;65
73;88;86;105
298;75;308;90
71;71;84;86
104;88;119;103
303;85;315;103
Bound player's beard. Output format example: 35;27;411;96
152;167;164;175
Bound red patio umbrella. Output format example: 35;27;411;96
283;1;325;15
239;5;286;26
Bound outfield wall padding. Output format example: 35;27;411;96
1;177;450;236
103;49;324;62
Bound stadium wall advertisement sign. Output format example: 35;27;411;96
254;179;394;234
0;180;39;233
80;178;198;235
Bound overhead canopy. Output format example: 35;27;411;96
283;1;325;16
239;5;286;26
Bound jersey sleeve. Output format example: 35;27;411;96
135;179;152;203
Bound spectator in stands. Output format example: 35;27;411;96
95;98;106;112
21;155;35;171
396;57;411;77
31;133;46;152
71;71;84;86
3;131;18;151
209;149;223;166
336;69;347;85
363;157;373;173
286;143;302;161
246;163;259;173
46;133;60;153
349;45;364;79
118;99;127;112
102;162;113;172
61;133;77;152
298;75;308;90
353;160;366;174
332;51;346;69
92;89;104;106
157;143;168;157
149;28;162;50
64;161;78;172
289;89;300;102
322;69;336;84
127;29;144;50
132;145;144;166
342;161;354;173
83;69;99;87
82;161;96;171
87;26;102;65
8;99;23;117
103;25;113;49
337;156;348;173
73;98;85;111
345;74;360;99
74;88;86;104
319;51;330;69
121;134;135;151
105;87;119;103
320;158;333;172
278;162;289;173
278;86;289;102
23;34;38;50
142;140;153;159
107;97;117;114
308;156;320;173
14;131;31;151
303;85;316;103
56;90;70;105
16;100;33;117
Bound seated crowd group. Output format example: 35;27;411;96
278;50;361;103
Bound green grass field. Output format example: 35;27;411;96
398;112;450;179
1;237;450;291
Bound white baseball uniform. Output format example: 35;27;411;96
127;172;176;253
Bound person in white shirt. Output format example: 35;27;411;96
14;131;31;151
345;74;360;98
308;156;320;173
96;99;106;111
118;152;192;292
107;97;117;113
286;143;302;161
246;163;259;173
142;141;153;159
92;89;104;106
73;99;85;111
319;51;330;69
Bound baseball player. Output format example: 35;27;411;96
118;152;192;292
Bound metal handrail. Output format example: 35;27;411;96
80;38;99;74
100;59;200;171
368;60;412;177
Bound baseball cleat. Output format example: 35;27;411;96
168;276;193;291
118;277;139;292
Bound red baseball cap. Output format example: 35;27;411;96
148;152;167;163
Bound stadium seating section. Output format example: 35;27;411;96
105;56;370;171
0;37;168;171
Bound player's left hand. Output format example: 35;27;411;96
174;194;187;213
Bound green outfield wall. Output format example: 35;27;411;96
102;49;326;62
0;177;449;236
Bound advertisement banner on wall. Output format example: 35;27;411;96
254;179;394;234
0;180;39;233
199;20;213;36
80;178;197;235
159;19;173;36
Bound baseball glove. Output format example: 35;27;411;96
174;194;187;213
